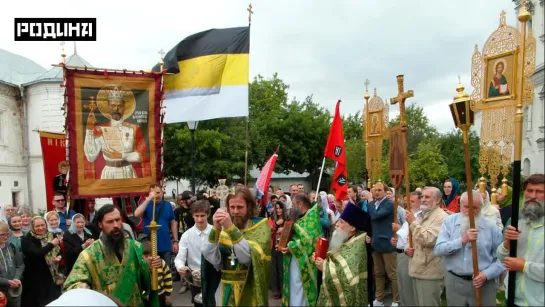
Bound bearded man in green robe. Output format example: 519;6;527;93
313;203;369;307
201;187;271;307
64;205;161;306
280;193;322;307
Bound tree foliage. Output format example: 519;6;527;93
409;140;448;188
163;73;331;186
163;74;484;191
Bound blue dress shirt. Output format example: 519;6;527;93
434;213;505;280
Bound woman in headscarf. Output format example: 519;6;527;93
479;190;503;230
279;194;293;216
63;214;94;275
0;221;24;307
21;216;62;306
44;211;66;276
496;186;513;227
7;214;26;252
44;211;63;237
317;194;332;238
442;178;461;215
3;206;15;221
18;210;32;233
268;200;288;299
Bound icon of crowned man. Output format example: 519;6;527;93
84;85;151;179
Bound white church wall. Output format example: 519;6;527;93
0;83;28;207
24;82;64;211
518;0;545;175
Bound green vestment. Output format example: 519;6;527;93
203;217;271;307
281;204;322;307
316;233;368;307
63;239;156;307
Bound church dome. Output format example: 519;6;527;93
0;48;47;86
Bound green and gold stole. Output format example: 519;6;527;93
317;233;368;307
208;217;271;307
64;240;155;307
281;204;322;307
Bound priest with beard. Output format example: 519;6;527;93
497;173;544;307
434;191;504;306
63;204;161;306
312;203;369;307
201;187;271;307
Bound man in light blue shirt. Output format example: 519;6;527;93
434;190;504;307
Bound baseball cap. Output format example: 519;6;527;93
181;191;194;200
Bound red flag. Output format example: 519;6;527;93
39;131;67;211
324;100;348;200
255;146;279;205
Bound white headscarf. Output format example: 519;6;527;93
46;289;117;306
283;195;293;210
480;191;504;230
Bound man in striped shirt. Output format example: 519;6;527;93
143;239;173;307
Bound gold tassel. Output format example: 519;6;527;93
479;177;486;194
491;187;497;205
501;178;509;195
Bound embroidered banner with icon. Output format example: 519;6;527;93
65;69;163;198
39;131;68;210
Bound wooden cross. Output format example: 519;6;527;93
247;4;254;24
389;75;414;126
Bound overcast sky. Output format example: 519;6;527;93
1;0;517;132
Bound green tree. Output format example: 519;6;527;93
388;103;439;156
163;124;246;186
343;111;363;141
436;129;480;186
163;73;332;185
410;140;448;188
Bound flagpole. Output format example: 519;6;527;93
315;157;327;193
244;3;254;186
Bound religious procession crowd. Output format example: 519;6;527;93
0;174;542;307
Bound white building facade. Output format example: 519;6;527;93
515;0;545;176
0;81;27;207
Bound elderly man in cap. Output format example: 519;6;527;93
312;203;369;307
434;190;504;306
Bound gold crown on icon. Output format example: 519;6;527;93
107;86;127;102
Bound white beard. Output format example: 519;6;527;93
459;212;482;236
329;229;350;251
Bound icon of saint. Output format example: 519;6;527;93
488;60;509;98
390;133;403;171
83;85;150;179
371;114;380;135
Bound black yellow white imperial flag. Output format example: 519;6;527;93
152;27;250;123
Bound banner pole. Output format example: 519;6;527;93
315;157;326;193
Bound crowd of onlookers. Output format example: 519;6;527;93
0;173;542;307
